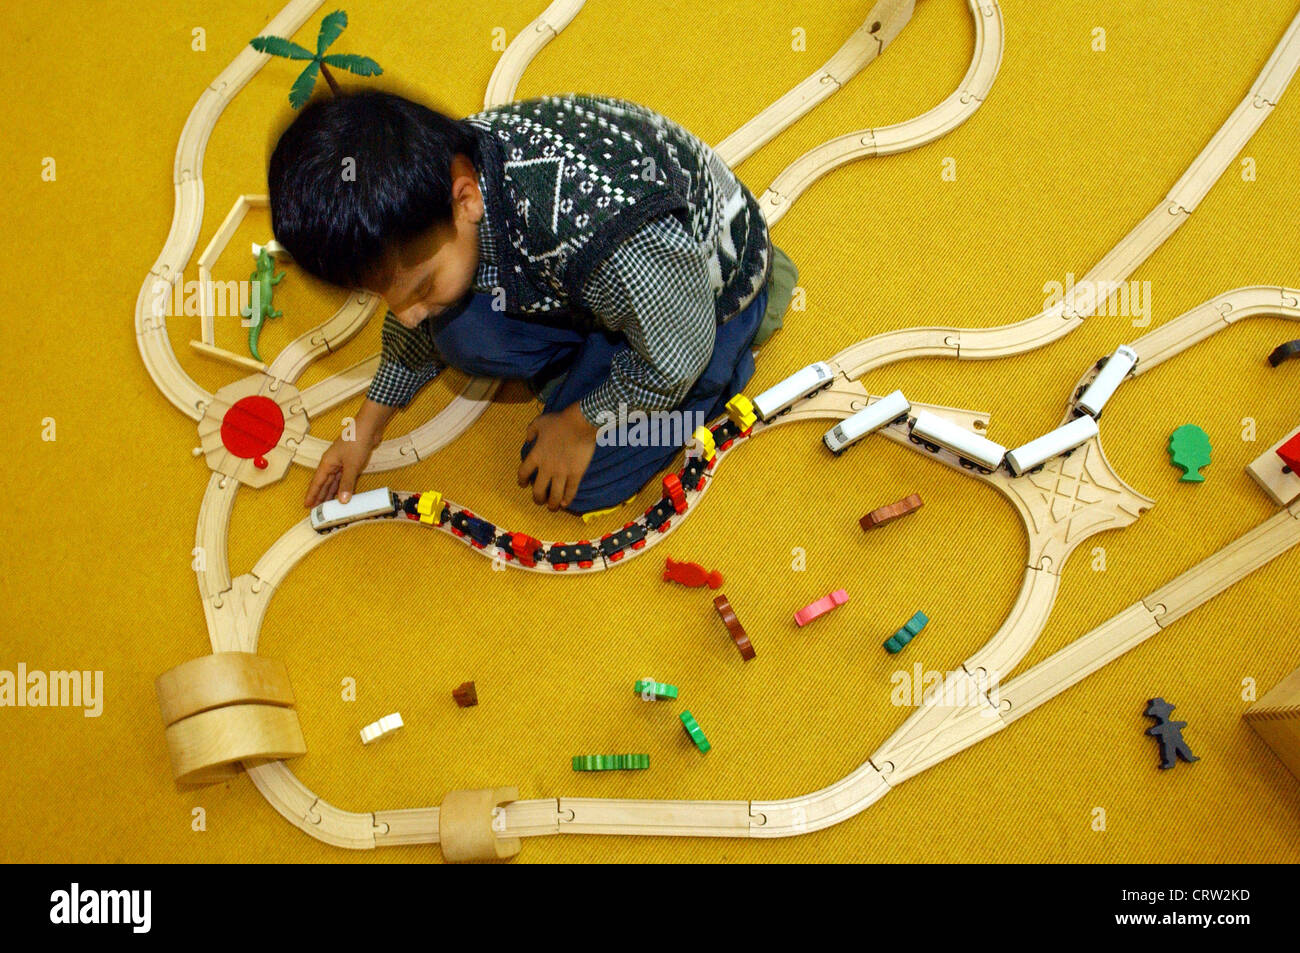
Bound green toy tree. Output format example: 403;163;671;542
249;10;382;109
1168;424;1213;482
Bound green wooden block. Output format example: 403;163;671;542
634;679;678;701
573;753;651;771
679;710;711;753
884;611;929;653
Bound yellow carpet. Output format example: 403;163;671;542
1;0;1297;863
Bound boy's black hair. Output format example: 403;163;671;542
268;90;481;289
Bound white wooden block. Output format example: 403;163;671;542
360;712;404;745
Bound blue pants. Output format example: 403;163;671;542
431;287;770;513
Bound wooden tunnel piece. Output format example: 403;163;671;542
156;652;306;787
156;651;296;725
438;787;522;863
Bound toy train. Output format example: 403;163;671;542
305;403;761;572
1075;344;1138;418
752;361;835;421
905;407;1099;476
306;345;1138;551
1005;415;1098;475
817;344;1138;475
824;390;911;454
309;487;401;531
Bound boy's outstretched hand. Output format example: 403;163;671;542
304;433;380;509
518;402;597;510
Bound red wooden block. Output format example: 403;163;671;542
663;473;687;514
663;557;724;589
794;589;849;627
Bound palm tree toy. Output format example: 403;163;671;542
249;10;382;109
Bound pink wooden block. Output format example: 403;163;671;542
794;589;849;627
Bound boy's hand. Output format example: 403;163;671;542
517;402;598;510
304;430;381;508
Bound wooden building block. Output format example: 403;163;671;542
360;712;404;744
155;652;296;726
1244;664;1300;782
1277;432;1300;472
1247;426;1300;506
164;704;306;787
794;589;849;627
860;493;924;531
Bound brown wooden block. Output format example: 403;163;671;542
860;493;924;532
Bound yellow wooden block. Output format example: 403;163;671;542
580;495;637;524
416;490;443;525
725;394;756;431
691;425;716;461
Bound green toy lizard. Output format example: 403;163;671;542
242;247;285;362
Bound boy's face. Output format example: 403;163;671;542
366;153;482;329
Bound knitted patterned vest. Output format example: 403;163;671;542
465;94;770;320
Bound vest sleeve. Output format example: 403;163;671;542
365;310;445;408
575;214;716;425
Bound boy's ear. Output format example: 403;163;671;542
358;247;396;295
449;155;483;219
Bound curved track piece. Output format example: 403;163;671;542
136;0;328;421
484;0;588;108
713;0;917;168
294;375;501;471
135;0;499;478
830;7;1300;379
307;392;987;576
760;0;1004;226
1130;285;1300;375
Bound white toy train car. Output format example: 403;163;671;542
823;390;912;454
908;411;1007;472
1005;415;1099;476
310;487;400;532
752;362;835;422
1076;345;1138;418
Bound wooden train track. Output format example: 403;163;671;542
144;0;1300;860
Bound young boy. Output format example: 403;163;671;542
271;90;797;513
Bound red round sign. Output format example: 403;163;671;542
220;395;285;460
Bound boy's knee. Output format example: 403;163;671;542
753;245;798;349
